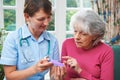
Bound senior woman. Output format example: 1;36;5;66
61;9;114;80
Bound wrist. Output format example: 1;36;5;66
31;65;37;74
77;68;82;73
75;67;82;74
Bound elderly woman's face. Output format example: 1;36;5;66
73;27;95;49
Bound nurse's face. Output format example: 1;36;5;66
25;9;51;34
74;27;96;49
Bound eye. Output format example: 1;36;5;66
37;16;51;21
81;33;89;36
74;30;77;33
47;16;51;19
37;18;45;21
82;33;87;35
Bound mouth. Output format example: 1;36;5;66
75;40;82;44
75;41;82;45
75;42;80;44
41;25;46;27
40;26;47;29
75;41;83;46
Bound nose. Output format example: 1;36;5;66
74;32;81;40
43;18;50;26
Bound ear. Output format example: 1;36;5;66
24;13;30;22
92;36;98;40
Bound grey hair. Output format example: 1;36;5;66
70;9;106;46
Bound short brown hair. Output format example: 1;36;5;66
24;0;52;17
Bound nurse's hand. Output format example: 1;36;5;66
34;58;53;73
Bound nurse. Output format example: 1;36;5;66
0;0;65;80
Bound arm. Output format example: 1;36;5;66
78;49;114;80
99;49;114;80
1;33;36;80
4;65;36;80
4;58;53;80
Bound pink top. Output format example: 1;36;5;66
61;38;114;80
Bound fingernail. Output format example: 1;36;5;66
71;66;75;68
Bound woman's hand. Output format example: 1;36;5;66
71;78;86;80
50;65;66;80
33;58;53;73
62;56;82;73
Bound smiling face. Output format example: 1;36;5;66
74;26;96;49
24;9;51;36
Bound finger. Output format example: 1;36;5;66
39;62;53;68
63;56;73;63
43;58;50;62
63;61;68;67
52;67;56;79
70;62;76;68
56;67;60;76
65;59;75;69
43;56;50;62
55;67;60;79
70;61;76;68
39;58;48;64
62;56;71;59
44;56;49;59
60;67;66;79
67;58;72;62
56;66;66;80
66;59;72;65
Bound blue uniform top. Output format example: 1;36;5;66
0;24;60;80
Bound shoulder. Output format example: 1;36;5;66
5;27;22;41
45;31;58;43
3;27;23;49
46;31;56;39
98;42;113;51
97;42;114;60
62;38;74;46
63;38;74;43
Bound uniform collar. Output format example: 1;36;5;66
21;24;31;39
38;31;50;42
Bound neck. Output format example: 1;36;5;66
83;43;93;50
32;32;42;40
28;26;42;40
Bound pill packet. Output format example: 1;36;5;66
49;59;64;67
44;56;64;67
